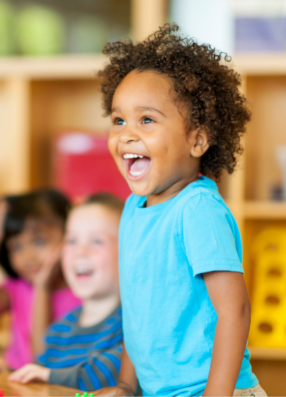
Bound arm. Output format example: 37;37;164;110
31;287;52;357
31;244;62;358
9;344;138;395
0;288;10;315
117;344;138;395
91;343;138;395
202;271;251;396
48;343;137;395
48;345;124;390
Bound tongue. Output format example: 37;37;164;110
130;157;151;172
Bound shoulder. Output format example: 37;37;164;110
105;306;122;325
1;277;31;295
183;189;226;214
47;307;81;335
177;178;237;234
181;189;235;230
175;177;226;214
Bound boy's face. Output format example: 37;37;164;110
6;219;63;284
62;204;120;301
109;70;207;205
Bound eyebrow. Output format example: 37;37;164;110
136;106;166;117
111;106;166;117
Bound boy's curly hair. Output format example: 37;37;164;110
99;23;250;179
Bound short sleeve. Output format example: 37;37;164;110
182;192;243;277
1;277;14;293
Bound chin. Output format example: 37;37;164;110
72;289;94;300
128;182;150;197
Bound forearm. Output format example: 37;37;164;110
203;310;250;396
31;287;52;358
118;344;138;394
50;346;133;392
49;367;78;389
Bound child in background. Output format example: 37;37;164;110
0;189;80;370
92;24;266;396
9;193;123;392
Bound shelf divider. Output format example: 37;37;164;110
0;78;31;194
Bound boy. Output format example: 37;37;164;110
93;24;266;396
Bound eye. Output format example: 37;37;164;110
34;238;47;247
113;117;126;126
92;239;103;246
66;238;76;246
142;116;154;124
9;243;23;253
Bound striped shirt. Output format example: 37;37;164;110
37;306;122;392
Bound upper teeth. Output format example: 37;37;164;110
75;267;93;275
123;154;143;159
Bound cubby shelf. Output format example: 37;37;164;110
244;201;286;219
0;53;285;79
232;53;286;75
0;55;106;79
249;346;286;361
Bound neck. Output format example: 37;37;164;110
79;294;120;328
147;171;199;207
50;266;67;291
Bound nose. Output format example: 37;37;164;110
119;124;140;144
76;243;90;257
23;245;40;268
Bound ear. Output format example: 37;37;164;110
188;127;210;158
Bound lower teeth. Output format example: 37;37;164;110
130;170;144;176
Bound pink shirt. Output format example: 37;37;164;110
2;278;81;369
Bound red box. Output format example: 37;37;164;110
53;132;131;201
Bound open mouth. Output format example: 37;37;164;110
123;153;151;179
74;267;94;280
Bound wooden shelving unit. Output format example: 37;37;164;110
0;1;286;394
229;54;286;396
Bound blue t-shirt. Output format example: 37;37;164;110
119;176;258;397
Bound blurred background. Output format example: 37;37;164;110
0;0;286;394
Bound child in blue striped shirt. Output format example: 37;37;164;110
9;193;124;392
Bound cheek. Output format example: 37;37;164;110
35;246;49;260
155;132;189;166
145;128;171;155
61;248;74;277
94;248;118;276
9;252;24;272
108;133;119;160
35;244;60;268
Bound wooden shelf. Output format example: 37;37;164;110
232;53;286;76
0;55;106;79
249;346;286;361
244;201;286;219
0;53;285;80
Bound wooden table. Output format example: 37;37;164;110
0;372;81;396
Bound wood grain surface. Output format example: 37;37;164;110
0;372;81;396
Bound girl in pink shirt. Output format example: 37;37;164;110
0;189;81;370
